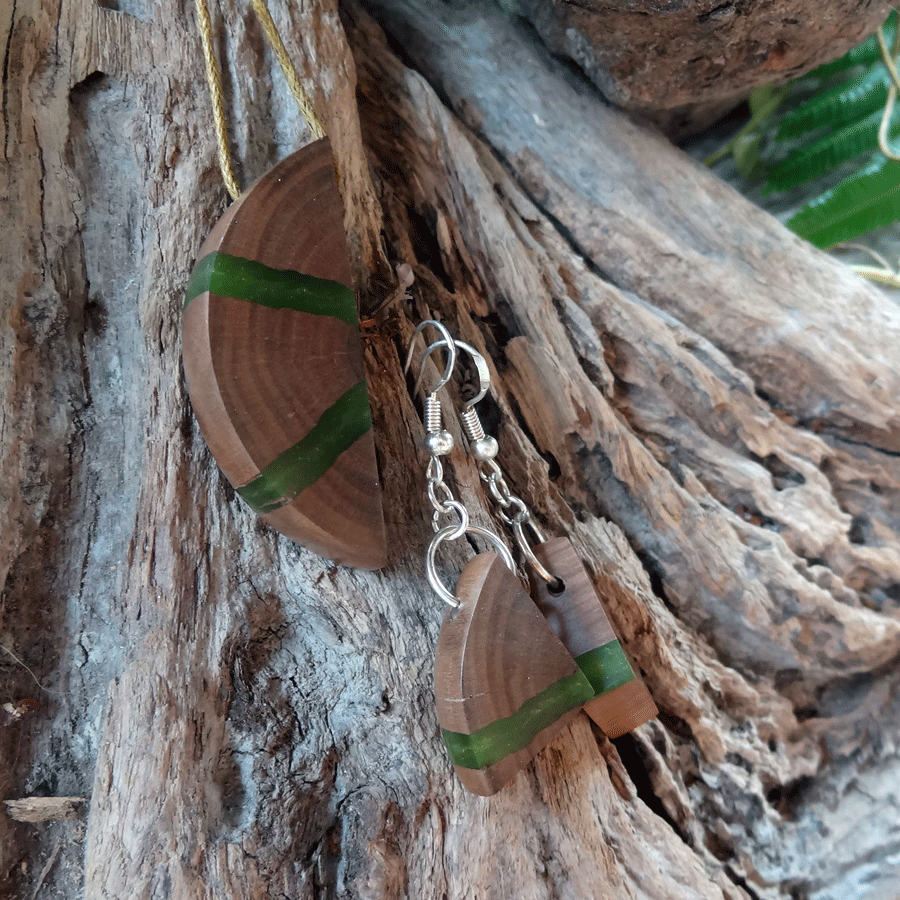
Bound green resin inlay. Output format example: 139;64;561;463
184;252;358;326
441;669;594;771
575;640;636;698
236;380;372;514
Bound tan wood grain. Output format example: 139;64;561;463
533;537;659;737
435;552;589;795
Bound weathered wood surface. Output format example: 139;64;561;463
505;0;893;133
2;0;900;898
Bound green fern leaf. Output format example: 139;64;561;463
765;106;900;192
775;67;890;140
787;153;900;248
705;11;900;245
810;11;896;79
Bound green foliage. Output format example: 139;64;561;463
774;67;890;141
706;11;900;249
765;106;900;193
787;153;900;248
811;26;893;79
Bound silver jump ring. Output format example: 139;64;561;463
488;478;514;509
431;499;469;536
496;496;528;526
479;459;503;483
426;456;444;483
425;525;516;609
512;518;562;589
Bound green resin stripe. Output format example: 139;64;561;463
236;380;372;514
575;640;636;698
184;252;358;326
441;669;594;771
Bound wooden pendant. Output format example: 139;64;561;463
435;552;595;796
532;538;658;738
182;138;387;570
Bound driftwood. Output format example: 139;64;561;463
505;0;893;133
2;0;900;898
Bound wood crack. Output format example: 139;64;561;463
0;0;14;163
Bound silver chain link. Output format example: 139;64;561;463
425;456;468;535
479;461;530;526
478;459;559;586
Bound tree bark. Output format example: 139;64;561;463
2;1;900;899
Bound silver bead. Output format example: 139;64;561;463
425;430;454;456
471;436;498;461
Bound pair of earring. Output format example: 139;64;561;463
406;321;657;796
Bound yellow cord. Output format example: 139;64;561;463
876;19;900;161
195;0;326;200
249;0;325;141
195;0;242;200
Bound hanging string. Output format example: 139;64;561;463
195;0;242;200
195;0;326;200
876;16;900;161
248;0;326;141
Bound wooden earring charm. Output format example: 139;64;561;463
182;138;387;570
531;538;658;738
435;548;594;796
407;321;592;795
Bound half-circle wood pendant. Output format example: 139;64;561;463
532;538;658;738
182;138;387;570
435;552;595;796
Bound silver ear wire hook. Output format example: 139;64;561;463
404;320;459;459
459;341;491;410
404;320;458;398
417;337;500;463
417;336;564;592
420;338;491;409
406;321;516;608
